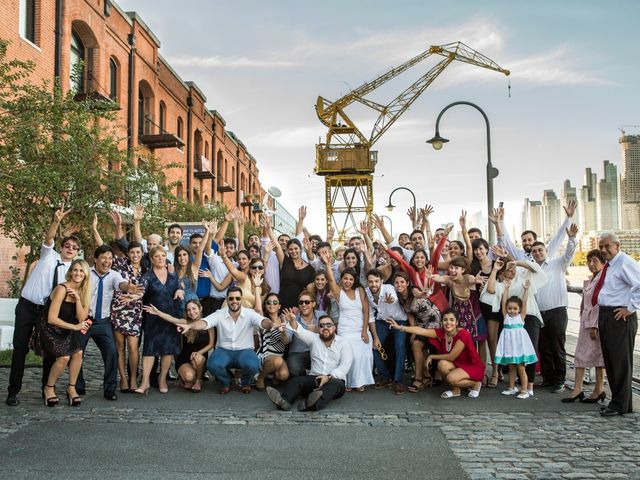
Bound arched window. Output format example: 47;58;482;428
177;117;184;140
159;102;166;133
109;57;118;100
176;183;183;199
231;166;236;187
70;30;85;92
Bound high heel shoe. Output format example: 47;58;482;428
66;384;82;407
580;391;606;403
134;386;150;395
561;391;584;403
44;384;59;407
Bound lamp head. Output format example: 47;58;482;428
426;133;449;151
386;203;395;212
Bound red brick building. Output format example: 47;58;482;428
1;0;268;295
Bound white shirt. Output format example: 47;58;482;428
203;306;265;350
21;243;71;305
534;237;576;312
261;237;280;294
365;284;407;322
498;216;572;262
286;322;353;381
90;269;125;319
482;263;548;325
206;252;231;299
597;251;640;313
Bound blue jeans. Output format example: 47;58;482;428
374;320;407;383
207;348;261;387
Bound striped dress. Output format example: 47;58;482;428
494;313;538;365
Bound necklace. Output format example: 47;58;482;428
445;335;454;352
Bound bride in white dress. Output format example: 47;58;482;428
319;251;376;390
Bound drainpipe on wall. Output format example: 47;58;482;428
54;0;63;79
186;94;193;202
126;33;136;155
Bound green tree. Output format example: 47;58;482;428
0;40;175;282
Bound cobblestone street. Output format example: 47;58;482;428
1;344;638;479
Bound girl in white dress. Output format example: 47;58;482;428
495;279;537;399
319;250;378;391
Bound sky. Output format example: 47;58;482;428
118;0;640;238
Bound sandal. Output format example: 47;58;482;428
440;390;461;399
487;374;499;388
66;384;82;407
44;385;59;407
407;379;425;393
355;386;365;392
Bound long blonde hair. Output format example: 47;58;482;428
65;259;91;308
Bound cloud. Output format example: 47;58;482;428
167;55;297;69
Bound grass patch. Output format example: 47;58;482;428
0;349;42;367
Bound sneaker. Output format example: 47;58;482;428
552;384;566;394
517;391;531;399
5;393;19;406
501;387;519;395
266;386;291;411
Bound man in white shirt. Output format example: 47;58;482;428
595;233;640;416
178;287;273;394
76;245;142;400
6;208;78;406
366;269;407;395
531;223;578;393
266;314;353;411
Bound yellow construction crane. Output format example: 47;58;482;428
314;41;510;242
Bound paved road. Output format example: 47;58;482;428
0;343;638;480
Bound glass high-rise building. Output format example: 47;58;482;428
619;134;640;229
596;160;620;230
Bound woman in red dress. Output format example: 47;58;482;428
387;308;484;399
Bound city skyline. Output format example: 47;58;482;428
113;0;639;237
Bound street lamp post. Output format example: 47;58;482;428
426;101;499;244
385;187;417;224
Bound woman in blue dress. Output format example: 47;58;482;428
135;246;184;395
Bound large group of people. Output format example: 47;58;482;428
5;200;639;416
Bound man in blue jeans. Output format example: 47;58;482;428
178;287;274;394
365;269;407;394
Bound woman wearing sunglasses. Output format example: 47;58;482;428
254;293;290;390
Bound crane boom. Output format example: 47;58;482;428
314;41;509;243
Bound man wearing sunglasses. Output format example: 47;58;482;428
177;287;274;394
266;314;353;411
7;208;79;406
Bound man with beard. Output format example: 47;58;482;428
177;287;274;394
266;314;353;411
166;223;183;264
491;200;577;261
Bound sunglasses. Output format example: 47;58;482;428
265;300;280;305
250;265;265;270
63;243;80;251
318;322;335;329
298;300;313;305
227;296;242;302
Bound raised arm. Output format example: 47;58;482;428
214;210;233;245
486;258;504;294
459;210;473;261
203;218;218;256
217;241;247;283
45;207;71;247
91;213;104;247
143;304;186;325
261;215;285;267
319;249;341;299
132;205;144;243
520;280;530;318
372;213;394;246
236;209;245;251
501;279;511;316
421;205;435;251
547;200;576;258
295;206;307;237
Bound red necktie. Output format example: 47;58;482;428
591;262;609;307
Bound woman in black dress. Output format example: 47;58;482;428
135;246;184;395
279;239;315;309
143;299;214;393
33;259;91;407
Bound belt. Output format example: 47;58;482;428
19;297;44;310
599;305;626;311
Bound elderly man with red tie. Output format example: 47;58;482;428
594;233;640;417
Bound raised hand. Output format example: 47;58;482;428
564;199;577;218
459;210;467;228
133;204;144;222
319;248;332;265
282;308;296;323
493;258;504;271
326;226;335;241
444;224;453;237
53;206;72;224
358;221;369;236
407;206;417;226
91;213;98;231
523;279;531;289
371;213;384;230
298;206;307;221
490;244;508;258
422;204;434;219
502;278;512;288
567;223;578;238
109;209;122;227
488;208;500;225
224;210;234;222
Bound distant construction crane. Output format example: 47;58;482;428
619;125;640;136
314;42;510;242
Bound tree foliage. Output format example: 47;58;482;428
0;39;177;264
